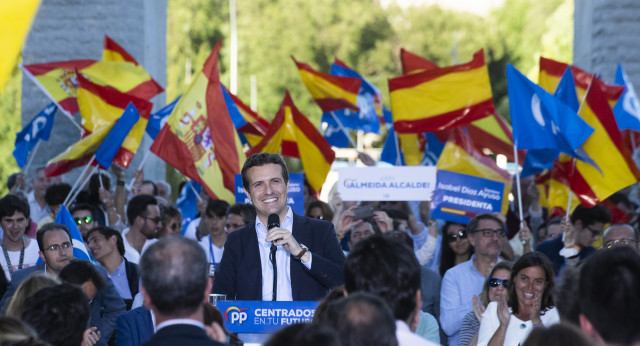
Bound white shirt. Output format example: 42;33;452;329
155;318;205;332
27;191;49;223
396;320;440;346
198;235;224;268
122;227;157;264
256;207;311;301
183;218;201;241
0;238;40;281
477;302;560;346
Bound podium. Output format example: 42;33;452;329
216;301;319;344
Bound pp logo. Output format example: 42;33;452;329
224;307;248;324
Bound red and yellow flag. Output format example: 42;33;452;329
400;48;439;75
436;127;511;213
224;86;271;147
21;60;163;117
293;57;360;112
389;49;495;134
247;91;335;194
76;73;152;169
570;78;640;207
102;35;138;64
150;41;245;203
45;124;113;177
538;57;624;107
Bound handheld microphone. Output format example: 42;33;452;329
267;213;279;301
268;213;280;252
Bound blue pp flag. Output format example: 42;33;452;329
323;123;351;148
321;60;381;136
146;96;181;140
613;64;640;131
13;102;56;168
507;64;595;176
421;132;445;166
177;181;201;234
95;102;140;168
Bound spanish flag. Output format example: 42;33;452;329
247;91;335;194
102;35;138;64
0;0;40;93
436;127;511;214
150;41;245;203
389;49;495;134
221;85;270;147
570;78;640;207
45;124;112;177
538;57;624;107
21;60;163;117
400;48;439;75
76;73;152;169
535;158;580;218
293;57;360;112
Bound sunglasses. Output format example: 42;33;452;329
487;277;509;289
74;216;93;225
447;230;467;242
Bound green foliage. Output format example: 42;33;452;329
0;67;21;196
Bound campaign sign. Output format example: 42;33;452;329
337;166;436;201
217;300;319;333
431;170;505;224
234;173;304;215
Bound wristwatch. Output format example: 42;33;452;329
294;244;308;260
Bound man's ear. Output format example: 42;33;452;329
579;313;596;338
141;286;154;311
38;251;46;264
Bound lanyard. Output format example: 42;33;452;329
209;239;216;271
2;238;25;275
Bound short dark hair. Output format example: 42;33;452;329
467;213;505;235
579;247;640;345
320;292;398;346
344;235;421;322
160;205;182;224
69;203;95;217
241;153;289;193
141;180;158;196
306;200;334;221
264;323;340;346
0;194;30;220
126;194;158;225
139;237;209;316
44;183;71;206
508;252;555;315
570;205;611;228
21;283;90;346
85;226;125;256
227;203;257;225
36;223;71;252
58;259;106;292
206;199;230;218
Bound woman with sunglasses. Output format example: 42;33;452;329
457;262;512;346
477;252;559;346
439;222;474;277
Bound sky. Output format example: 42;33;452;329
381;0;506;16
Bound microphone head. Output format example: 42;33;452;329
267;213;280;230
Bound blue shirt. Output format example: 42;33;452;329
439;255;487;346
108;258;132;300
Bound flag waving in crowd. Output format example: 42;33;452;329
13;102;57;168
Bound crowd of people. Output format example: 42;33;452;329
1;153;640;346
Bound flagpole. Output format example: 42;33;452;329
67;165;99;208
392;127;402;166
64;155;96;207
565;158;577;221
127;150;153;191
328;111;358;149
23;141;42;175
186;178;204;203
513;142;525;224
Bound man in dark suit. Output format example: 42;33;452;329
140;236;225;346
213;153;345;301
0;223;125;346
115;306;154;346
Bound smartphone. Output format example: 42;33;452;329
353;204;375;220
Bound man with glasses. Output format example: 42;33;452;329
602;223;638;251
0;194;40;282
0;223;125;346
536;204;611;275
123;195;162;264
440;213;505;346
71;203;97;239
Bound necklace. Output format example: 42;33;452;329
2;237;25;275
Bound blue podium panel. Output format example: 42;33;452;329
217;300;319;333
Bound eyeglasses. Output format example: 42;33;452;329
605;238;638;249
473;228;506;238
44;241;72;252
144;216;162;224
447;230;467;242
74;216;93;225
488;277;509;289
